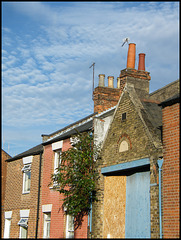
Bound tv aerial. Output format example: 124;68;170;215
122;37;130;47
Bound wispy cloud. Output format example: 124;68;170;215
2;1;179;156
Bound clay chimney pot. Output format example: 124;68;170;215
127;43;136;69
98;74;105;87
138;53;146;71
108;76;114;88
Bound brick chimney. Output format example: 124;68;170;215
119;44;151;98
93;43;151;113
93;75;120;113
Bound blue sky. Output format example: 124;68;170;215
2;1;179;156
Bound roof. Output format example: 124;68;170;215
158;93;180;108
141;100;163;141
6;144;43;162
141;100;162;128
42;107;117;145
42;118;94;145
149;79;179;96
42;112;97;138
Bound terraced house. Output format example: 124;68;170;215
2;43;179;238
91;43;180;238
2;145;43;238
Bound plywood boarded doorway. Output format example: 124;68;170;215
103;176;126;238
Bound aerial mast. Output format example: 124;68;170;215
89;62;95;100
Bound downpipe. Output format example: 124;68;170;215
157;159;164;239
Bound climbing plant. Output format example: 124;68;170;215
50;130;100;229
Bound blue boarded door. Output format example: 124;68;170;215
125;171;150;238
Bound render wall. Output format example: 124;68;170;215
91;91;162;238
162;103;180;238
3;154;42;238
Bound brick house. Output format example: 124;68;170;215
91;43;180;238
1;149;11;238
159;94;180;238
2;144;43;238
38;113;97;238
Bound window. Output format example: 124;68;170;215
4;219;11;238
122;112;127;121
53;150;62;186
54;150;62;173
4;211;12;238
66;214;74;238
18;218;28;238
43;213;51;238
22;164;31;193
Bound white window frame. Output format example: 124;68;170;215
4;211;12;238
43;212;51;238
19;218;28;238
53;149;62;187
54;150;62;174
22;163;31;194
66;214;74;238
18;210;29;239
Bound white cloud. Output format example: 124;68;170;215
2;1;179;156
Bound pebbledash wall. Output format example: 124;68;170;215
38;137;88;238
160;95;180;238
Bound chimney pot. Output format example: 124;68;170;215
108;76;114;88
138;53;146;71
117;77;121;88
98;74;105;87
127;43;136;69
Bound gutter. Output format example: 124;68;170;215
35;152;43;238
157;159;164;239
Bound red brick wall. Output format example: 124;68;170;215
162;102;180;238
39;139;88;238
93;87;121;113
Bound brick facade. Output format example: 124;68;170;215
39;138;88;238
1;150;11;238
91;86;162;238
162;101;180;238
3;153;42;238
93;86;120;113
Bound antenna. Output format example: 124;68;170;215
89;62;95;100
122;37;130;47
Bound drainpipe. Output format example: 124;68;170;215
35;152;43;238
157;159;164;239
87;132;93;238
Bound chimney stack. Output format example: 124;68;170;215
108;76;114;88
127;43;136;69
98;74;105;87
138;53;146;71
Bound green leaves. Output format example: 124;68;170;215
50;130;100;229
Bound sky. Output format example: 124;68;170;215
2;1;179;157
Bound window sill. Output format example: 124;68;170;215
49;184;60;190
22;191;30;195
